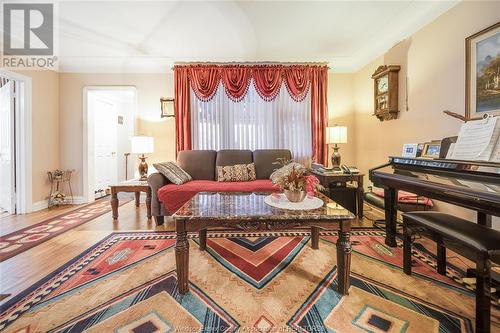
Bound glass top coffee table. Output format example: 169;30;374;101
172;192;356;295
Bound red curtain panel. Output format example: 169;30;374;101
310;66;328;165
174;66;192;155
174;64;329;161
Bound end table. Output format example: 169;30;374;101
310;170;364;218
110;180;152;220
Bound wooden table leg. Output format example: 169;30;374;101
357;176;364;218
175;219;189;294
475;255;491;333
199;229;207;251
384;187;397;247
311;226;320;249
146;188;152;220
336;223;352;295
111;189;119;220
135;192;140;207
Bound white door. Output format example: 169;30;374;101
92;94;118;196
0;81;15;214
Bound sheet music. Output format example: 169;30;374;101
445;143;455;159
450;117;499;161
490;140;500;163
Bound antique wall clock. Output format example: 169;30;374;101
371;65;400;121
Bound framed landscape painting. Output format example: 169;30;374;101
466;22;500;120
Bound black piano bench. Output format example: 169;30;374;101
402;211;500;333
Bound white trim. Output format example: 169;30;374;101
31;200;48;212
31;196;88;212
82;86;138;204
0;70;33;214
71;196;87;205
0;81;16;214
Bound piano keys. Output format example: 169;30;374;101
369;156;500;247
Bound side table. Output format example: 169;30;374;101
110;180;152;220
47;170;74;208
310;170;364;218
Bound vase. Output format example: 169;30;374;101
284;190;306;203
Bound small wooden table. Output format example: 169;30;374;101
110;180;152;220
310;170;364;218
172;192;355;295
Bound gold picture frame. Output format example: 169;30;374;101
421;140;441;159
160;97;175;118
465;21;500;120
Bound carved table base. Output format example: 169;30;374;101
174;219;351;296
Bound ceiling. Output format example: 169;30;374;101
53;0;458;73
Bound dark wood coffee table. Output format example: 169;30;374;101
172;192;355;295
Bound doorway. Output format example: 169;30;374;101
84;87;137;202
0;70;32;214
0;78;15;215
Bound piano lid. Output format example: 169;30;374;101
389;156;500;177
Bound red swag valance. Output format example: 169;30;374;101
174;64;328;164
179;64;320;103
222;66;252;102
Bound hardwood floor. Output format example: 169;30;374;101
0;199;166;304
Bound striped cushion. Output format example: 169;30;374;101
154;162;192;185
217;163;257;182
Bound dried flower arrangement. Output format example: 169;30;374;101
272;164;324;195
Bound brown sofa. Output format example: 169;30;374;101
148;149;291;225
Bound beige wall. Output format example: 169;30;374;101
353;0;500;174
14;70;60;204
350;0;500;223
59;73;174;197
327;73;356;167
57;72;355;198
12;0;500;217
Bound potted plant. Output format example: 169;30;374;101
272;165;323;202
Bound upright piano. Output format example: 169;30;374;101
370;157;500;247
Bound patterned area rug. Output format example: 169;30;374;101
0;198;131;262
1;229;496;332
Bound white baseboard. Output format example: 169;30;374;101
31;200;49;212
72;196;87;205
30;196;90;212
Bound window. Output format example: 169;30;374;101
190;81;312;165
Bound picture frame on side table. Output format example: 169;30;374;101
466;21;500;120
402;143;418;158
416;143;425;157
421;141;442;159
160;97;175;118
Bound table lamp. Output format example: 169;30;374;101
326;125;347;168
130;136;154;180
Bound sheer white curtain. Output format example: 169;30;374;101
190;81;312;165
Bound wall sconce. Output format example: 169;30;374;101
160;97;175;118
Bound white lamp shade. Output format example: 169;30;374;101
326;126;347;144
130;136;154;154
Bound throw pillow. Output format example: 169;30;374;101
270;162;305;183
153;162;192;185
217;163;257;182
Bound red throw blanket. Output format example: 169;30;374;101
157;180;279;214
372;189;433;207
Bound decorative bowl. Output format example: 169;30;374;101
283;190;306;203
